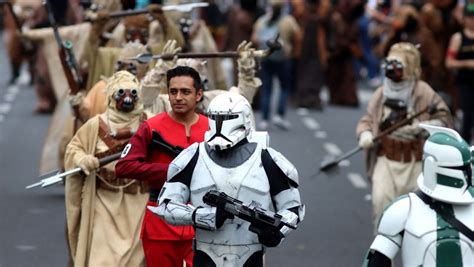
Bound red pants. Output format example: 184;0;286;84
142;235;193;267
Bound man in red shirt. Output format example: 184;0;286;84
115;66;208;267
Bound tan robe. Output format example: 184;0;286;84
64;114;147;267
356;80;453;231
189;20;228;90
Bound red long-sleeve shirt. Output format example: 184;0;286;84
115;112;208;240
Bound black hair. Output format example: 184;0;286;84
166;66;203;92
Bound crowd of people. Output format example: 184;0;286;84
3;0;474;266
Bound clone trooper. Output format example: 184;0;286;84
149;92;305;266
363;124;474;266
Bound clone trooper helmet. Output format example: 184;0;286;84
417;124;474;204
204;92;253;150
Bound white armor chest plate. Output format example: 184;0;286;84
401;194;474;266
190;143;271;246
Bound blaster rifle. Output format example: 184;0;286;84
203;190;296;235
26;152;121;189
129;34;282;64
43;0;83;131
150;130;184;157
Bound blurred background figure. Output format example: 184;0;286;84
326;0;365;107
292;0;329;110
253;0;301;130
446;1;474;144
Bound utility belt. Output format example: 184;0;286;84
96;168;149;194
377;136;424;162
149;188;161;202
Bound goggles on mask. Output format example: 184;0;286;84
382;59;404;82
114;88;139;112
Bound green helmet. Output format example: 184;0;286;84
417;124;474;204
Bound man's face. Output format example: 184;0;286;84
168;76;203;115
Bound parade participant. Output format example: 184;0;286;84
363;124;474;266
71;41;149;122
64;70;148;267
57;41;149;172
140;39;261;115
356;42;453;231
376;4;445;101
151;91;305;266
252;0;301;130
446;1;474;143
326;0;365;107
115;66;207;267
86;4;184;89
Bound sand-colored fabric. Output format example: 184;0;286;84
356;80;453;178
86;47;123;91
65;116;147;267
189;20;228;90
65;71;147;266
24;23;92;174
371;156;421;232
22;23;91;98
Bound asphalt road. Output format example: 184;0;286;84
0;41;376;266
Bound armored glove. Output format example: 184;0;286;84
192;206;234;230
359;131;374;149
77;155;99;176
250;223;284;247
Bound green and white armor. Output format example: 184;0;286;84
364;124;474;266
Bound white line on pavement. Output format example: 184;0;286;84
7;85;19;94
347;172;368;189
339;160;351;167
296;108;309;116
17;69;31;86
323;142;342;156
0;103;11;114
0;114;4;122
4;93;15;102
364;194;372;201
15;245;37;251
314;131;327;139
302;117;320;131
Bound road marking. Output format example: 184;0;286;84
323;142;342;156
365;194;372;201
7;85;19;94
0;103;11;114
301;117;320;130
339;160;351;167
27;208;48;215
0;114;4;122
4;93;15;102
347;172;368;189
314;130;327;139
17;69;31;86
296;108;309;116
15;245;37;251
